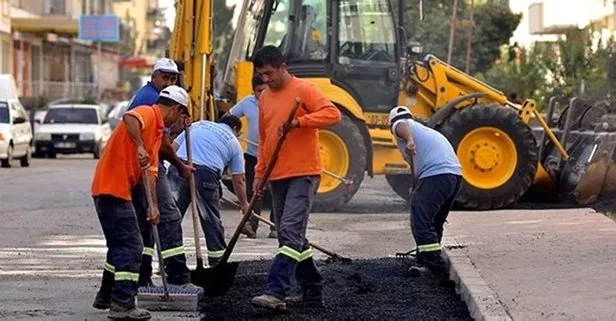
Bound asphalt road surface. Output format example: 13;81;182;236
0;156;470;320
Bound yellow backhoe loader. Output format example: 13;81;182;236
169;0;616;211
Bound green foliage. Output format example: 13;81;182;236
400;0;521;73
480;27;616;109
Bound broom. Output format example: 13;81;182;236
136;169;202;311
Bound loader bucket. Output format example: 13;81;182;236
566;131;616;205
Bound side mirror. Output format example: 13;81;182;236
35;119;41;124
406;41;424;55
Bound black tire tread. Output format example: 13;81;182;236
311;113;367;212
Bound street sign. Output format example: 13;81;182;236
78;15;120;42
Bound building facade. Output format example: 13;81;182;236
10;0;121;103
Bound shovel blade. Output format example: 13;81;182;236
190;262;239;297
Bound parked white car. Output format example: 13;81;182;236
0;99;33;167
34;104;112;159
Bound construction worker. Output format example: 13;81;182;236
249;45;341;310
124;58;195;288
168;114;249;266
225;74;276;239
90;85;190;320
388;106;462;278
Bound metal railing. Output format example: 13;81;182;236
16;80;99;100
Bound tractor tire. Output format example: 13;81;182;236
310;114;367;212
439;104;538;210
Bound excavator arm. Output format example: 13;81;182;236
168;0;216;121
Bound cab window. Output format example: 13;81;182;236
337;0;397;64
0;102;8;123
263;0;328;61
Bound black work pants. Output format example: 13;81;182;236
264;175;323;299
410;173;462;276
94;195;143;309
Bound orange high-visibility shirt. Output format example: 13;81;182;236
91;105;164;201
255;77;341;181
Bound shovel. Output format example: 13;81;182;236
221;195;352;264
198;97;302;297
183;123;211;288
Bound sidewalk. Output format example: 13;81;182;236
443;208;616;321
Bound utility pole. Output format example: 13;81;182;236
447;0;459;65
465;0;475;73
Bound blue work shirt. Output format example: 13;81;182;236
392;119;462;180
127;81;159;110
228;95;259;157
174;120;245;175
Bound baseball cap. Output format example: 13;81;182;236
153;58;180;74
159;85;189;107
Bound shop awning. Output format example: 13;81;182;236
121;55;157;69
11;16;79;36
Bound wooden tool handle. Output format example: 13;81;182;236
141;170;171;298
219;97;301;265
185;124;205;266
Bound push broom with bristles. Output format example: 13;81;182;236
136;170;202;311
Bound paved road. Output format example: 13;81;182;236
0;156;417;320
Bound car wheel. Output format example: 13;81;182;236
48;150;57;159
1;144;13;168
20;145;31;167
94;141;102;159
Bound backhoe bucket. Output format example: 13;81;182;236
563;132;616;205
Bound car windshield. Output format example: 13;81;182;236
43;107;98;124
0;102;8;123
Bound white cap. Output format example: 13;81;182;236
159;85;189;107
153;58;179;74
388;105;412;129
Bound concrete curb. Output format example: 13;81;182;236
443;238;512;321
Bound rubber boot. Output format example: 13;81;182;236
108;302;151;320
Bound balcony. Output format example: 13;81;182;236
11;0;79;36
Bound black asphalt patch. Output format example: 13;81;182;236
200;257;472;321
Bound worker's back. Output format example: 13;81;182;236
174;120;244;175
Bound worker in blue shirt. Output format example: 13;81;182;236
226;74;276;239
124;58;194;288
388;106;462;279
169;115;249;266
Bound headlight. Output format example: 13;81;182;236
80;133;96;141
36;132;51;141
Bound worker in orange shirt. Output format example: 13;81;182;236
249;45;341;311
90;85;191;320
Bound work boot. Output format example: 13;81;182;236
241;224;257;239
268;230;277;239
108;302;151;320
92;290;111;310
251;294;287;310
285;288;323;308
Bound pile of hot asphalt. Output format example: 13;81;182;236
200;257;472;321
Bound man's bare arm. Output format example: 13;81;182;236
395;122;414;143
231;174;248;206
159;135;185;169
123;114;144;148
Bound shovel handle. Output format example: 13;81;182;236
219;97;301;265
185;124;205;266
142;170;171;299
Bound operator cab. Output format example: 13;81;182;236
222;0;401;113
